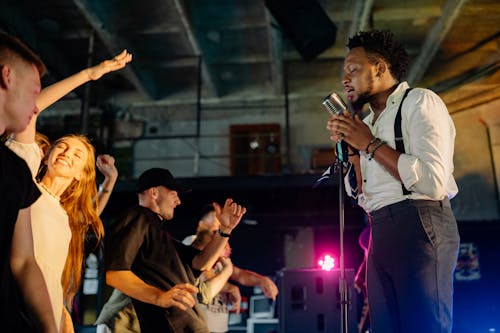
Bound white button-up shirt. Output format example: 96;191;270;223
346;82;458;213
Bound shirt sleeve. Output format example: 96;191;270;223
173;239;202;277
196;277;213;305
397;89;456;199
5;140;42;178
18;156;41;208
105;208;149;271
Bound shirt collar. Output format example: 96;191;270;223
368;81;410;115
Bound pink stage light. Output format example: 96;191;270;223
318;254;335;271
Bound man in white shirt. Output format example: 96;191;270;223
326;30;460;333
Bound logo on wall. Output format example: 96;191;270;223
455;243;481;281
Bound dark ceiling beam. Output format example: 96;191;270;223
71;0;150;98
407;0;469;85
265;7;283;95
0;2;74;81
348;0;374;37
339;0;374;82
172;0;217;97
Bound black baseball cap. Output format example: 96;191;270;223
135;168;191;193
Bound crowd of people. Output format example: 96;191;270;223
1;27;459;333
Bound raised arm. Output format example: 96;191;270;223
11;208;58;333
13;50;132;144
36;50;132;112
95;154;118;215
192;199;246;271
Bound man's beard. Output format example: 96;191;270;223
351;92;370;111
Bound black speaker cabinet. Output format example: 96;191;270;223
265;0;337;61
278;269;357;333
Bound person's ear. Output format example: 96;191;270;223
0;65;12;89
376;61;387;78
149;187;159;198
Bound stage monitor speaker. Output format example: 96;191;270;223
277;268;357;333
265;0;337;61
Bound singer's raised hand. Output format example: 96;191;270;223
326;110;349;143
327;112;374;151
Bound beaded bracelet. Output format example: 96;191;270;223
368;140;386;160
365;137;379;152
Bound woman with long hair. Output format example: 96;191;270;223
6;50;131;332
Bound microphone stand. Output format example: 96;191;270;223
314;141;350;333
336;146;349;333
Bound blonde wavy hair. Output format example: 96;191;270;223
39;134;104;308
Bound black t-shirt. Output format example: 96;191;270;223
105;205;209;333
0;143;41;332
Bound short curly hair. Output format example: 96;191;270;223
347;30;409;82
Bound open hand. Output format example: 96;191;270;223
213;199;246;233
85;50;132;81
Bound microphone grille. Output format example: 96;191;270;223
322;92;347;115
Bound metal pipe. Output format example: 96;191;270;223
80;31;94;134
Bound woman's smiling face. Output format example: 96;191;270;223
46;137;89;180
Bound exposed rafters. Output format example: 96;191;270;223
72;0;150;98
172;0;217;97
265;5;284;95
349;0;374;37
0;2;73;80
407;0;469;85
1;0;498;114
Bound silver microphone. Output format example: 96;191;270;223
322;91;349;162
322;92;348;116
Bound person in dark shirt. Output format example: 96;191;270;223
105;167;246;333
0;32;57;333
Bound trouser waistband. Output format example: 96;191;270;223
368;198;450;223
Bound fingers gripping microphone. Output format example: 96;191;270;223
323;92;349;162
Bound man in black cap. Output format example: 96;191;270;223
105;167;246;333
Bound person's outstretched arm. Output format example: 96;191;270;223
231;266;278;300
12;50;132;145
11;208;58;333
36;50;132;112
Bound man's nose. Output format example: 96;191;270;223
342;75;350;86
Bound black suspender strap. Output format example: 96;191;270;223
394;88;413;195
